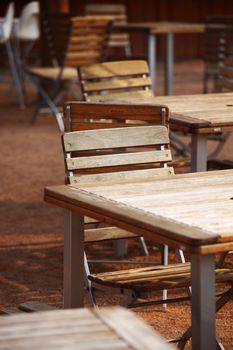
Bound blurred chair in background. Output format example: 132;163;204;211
0;2;24;107
85;3;132;58
14;1;40;69
26;14;112;131
203;15;233;93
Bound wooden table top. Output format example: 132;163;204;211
154;92;233;132
0;307;170;350
116;21;204;34
104;92;233;133
45;169;233;254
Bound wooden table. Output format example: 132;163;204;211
116;21;204;95
0;306;171;350
105;92;233;172
45;169;233;350
154;92;233;171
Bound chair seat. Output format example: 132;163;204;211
89;262;233;292
27;66;78;81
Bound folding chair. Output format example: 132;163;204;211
62;122;233;348
63;101;186;305
63;102;170;261
26;14;112;131
85;3;132;58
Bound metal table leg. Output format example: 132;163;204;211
165;32;174;96
148;32;156;92
191;254;216;350
191;134;208;172
64;210;84;308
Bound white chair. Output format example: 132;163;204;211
0;2;24;107
14;2;40;68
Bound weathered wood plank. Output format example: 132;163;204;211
63;125;169;152
66;150;172;170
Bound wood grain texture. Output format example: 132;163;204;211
89;263;233;291
0;307;171;350
63;125;170;151
78;60;152;102
107;92;233;131
63;101;169;132
45;169;233;249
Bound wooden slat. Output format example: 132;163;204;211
89;263;233;292
79;60;149;79
86;90;153;102
66;149;172;170
63;125;169;152
69;167;174;185
64;102;169;128
83;77;151;92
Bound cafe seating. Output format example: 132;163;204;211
62;120;233;347
85;3;132;58
63;102;171;269
26;14;113;131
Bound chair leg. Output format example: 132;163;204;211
139;237;149;256
162;245;169;309
5;40;25;108
124;44;132;58
29;76;64;132
84;252;96;307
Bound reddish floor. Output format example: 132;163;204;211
0;60;233;349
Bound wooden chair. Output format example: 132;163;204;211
63;102;171;262
85;3;132;58
62;122;233;348
78;60;153;102
203;16;233;94
26;14;112;131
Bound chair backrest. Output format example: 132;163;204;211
218;55;233;90
17;1;40;40
62;124;174;185
85;4;128;25
63;101;169;132
85;4;130;54
204;16;233;75
78;60;153;101
42;14;112;67
1;2;14;41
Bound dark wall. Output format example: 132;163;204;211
2;0;233;59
